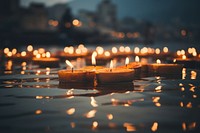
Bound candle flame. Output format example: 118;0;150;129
182;55;187;60
46;52;51;58
27;45;33;52
36;54;41;58
125;57;129;65
135;56;140;62
156;59;161;64
110;60;113;71
65;60;73;69
92;52;97;65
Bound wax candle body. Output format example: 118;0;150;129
96;68;134;84
148;63;183;75
33;57;60;68
58;70;95;83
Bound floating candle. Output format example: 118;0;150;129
96;60;134;84
172;55;196;69
148;59;183;75
58;60;94;83
32;52;60;68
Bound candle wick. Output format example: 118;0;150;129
72;68;74;73
126;64;127;68
110;69;112;72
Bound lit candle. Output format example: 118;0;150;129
58;60;94;83
172;54;196;69
81;52;104;71
66;60;74;72
148;59;183;76
32;51;60;68
96;60;134;84
125;57;129;68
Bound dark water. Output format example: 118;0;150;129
0;57;200;133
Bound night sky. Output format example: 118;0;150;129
20;0;200;24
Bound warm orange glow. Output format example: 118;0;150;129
68;46;74;54
182;55;186;60
65;60;73;69
64;47;69;53
124;46;131;53
155;85;162;92
96;46;104;55
112;47;118;54
21;62;27;67
21;51;27;57
134;47;140;54
182;122;187;131
177;50;181;56
38;48;45;54
135;56;140;62
48;19;59;27
186;102;192;108
181;29;187;36
92;121;98;129
12;49;17;55
110;60;113;71
36;54;41;58
33;50;38;55
75;48;81;54
92;52;97;66
4;48;9;54
46;52;51;58
36;96;43;99
151;122;158;132
180;50;185;55
125;57;129;65
72;19;82;27
119;46;125;52
156;59;161;64
70;122;76;128
66;108;75;115
141;47;148;54
123;123;136;132
104;51;110;57
85;110;97;118
192;51;197;57
35;109;42;115
7;52;12;57
163;47;168;53
91;97;98;107
191;71;197;79
155;48;160;54
42;53;46;58
107;114;113;120
27;45;33;52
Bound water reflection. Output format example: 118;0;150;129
0;58;200;133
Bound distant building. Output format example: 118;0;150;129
97;0;117;29
0;0;20;32
0;0;20;16
77;9;96;32
20;3;48;31
47;4;67;21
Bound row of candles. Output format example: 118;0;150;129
2;44;199;60
58;51;184;85
1;44;199;84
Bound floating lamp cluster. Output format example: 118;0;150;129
32;50;60;68
1;44;199;73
